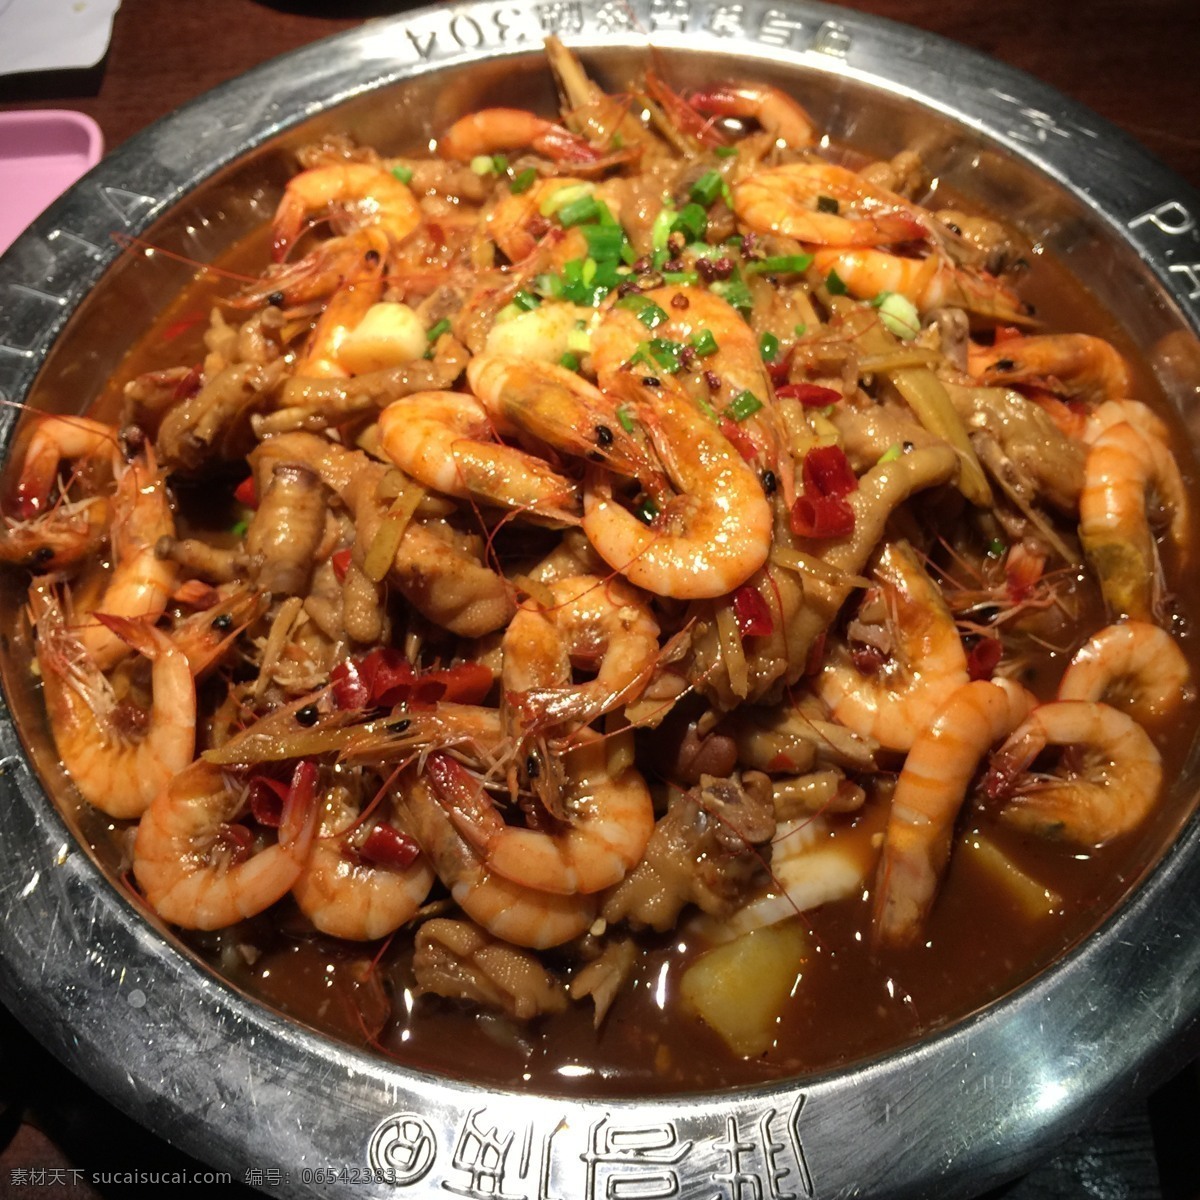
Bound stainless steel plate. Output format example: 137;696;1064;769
2;3;1200;1197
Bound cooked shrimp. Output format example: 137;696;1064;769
134;758;320;929
983;700;1163;845
272;165;421;261
582;375;773;599
685;81;815;149
428;731;654;896
467;353;661;486
31;582;195;820
809;247;1032;323
11;413;121;519
292;785;435;941
401;766;597;948
486;177;600;262
592;284;787;496
1084;398;1171;446
873;678;1037;947
1078;420;1190;621
0;494;108;571
815;541;969;752
75;447;177;672
732;163;928;246
967;333;1133;405
502;573;661;733
376;390;580;523
438;108;628;170
164;582;270;677
1057;621;1192;725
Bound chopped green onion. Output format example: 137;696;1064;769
696;396;719;422
611;133;624;149
726;390;764;422
231;518;249;538
661;269;700;285
559;351;581;371
825;269;848;295
690;169;725;207
875;291;921;340
426;318;451;341
534;272;563;299
470;154;496;175
714;145;739;159
390;165;414;184
581;257;597;286
637;497;659;523
581;223;627;261
746;253;814;275
877;443;903;464
637;303;668;330
566;324;592;354
509;167;537;194
617;405;635;433
987;537;1007;559
712;273;753;314
794;322;808;338
630;338;685;373
671;202;708;242
539;183;592;217
690;328;719;357
816;195;839;214
511;290;540;312
557;193;603;228
491;154;508;174
651;207;676;252
759;332;780;361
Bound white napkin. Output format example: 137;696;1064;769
0;0;121;76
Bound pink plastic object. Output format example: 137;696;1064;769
0;110;104;254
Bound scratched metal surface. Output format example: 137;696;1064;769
2;3;1200;1198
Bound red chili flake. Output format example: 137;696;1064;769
429;662;494;705
789;493;855;539
331;650;493;710
718;417;759;462
767;752;797;772
966;636;1003;681
248;775;290;827
802;444;858;499
732;584;774;638
331;548;353;583
162;312;207;342
330;658;370;710
776;382;842;408
359;823;422;870
233;474;258;508
766;347;794;386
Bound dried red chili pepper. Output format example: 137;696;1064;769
732;584;774;637
776;382;842;407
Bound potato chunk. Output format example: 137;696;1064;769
680;921;808;1057
338;302;428;372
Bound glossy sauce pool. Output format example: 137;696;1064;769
10;198;1200;1101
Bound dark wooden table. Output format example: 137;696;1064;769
1;0;1198;1196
